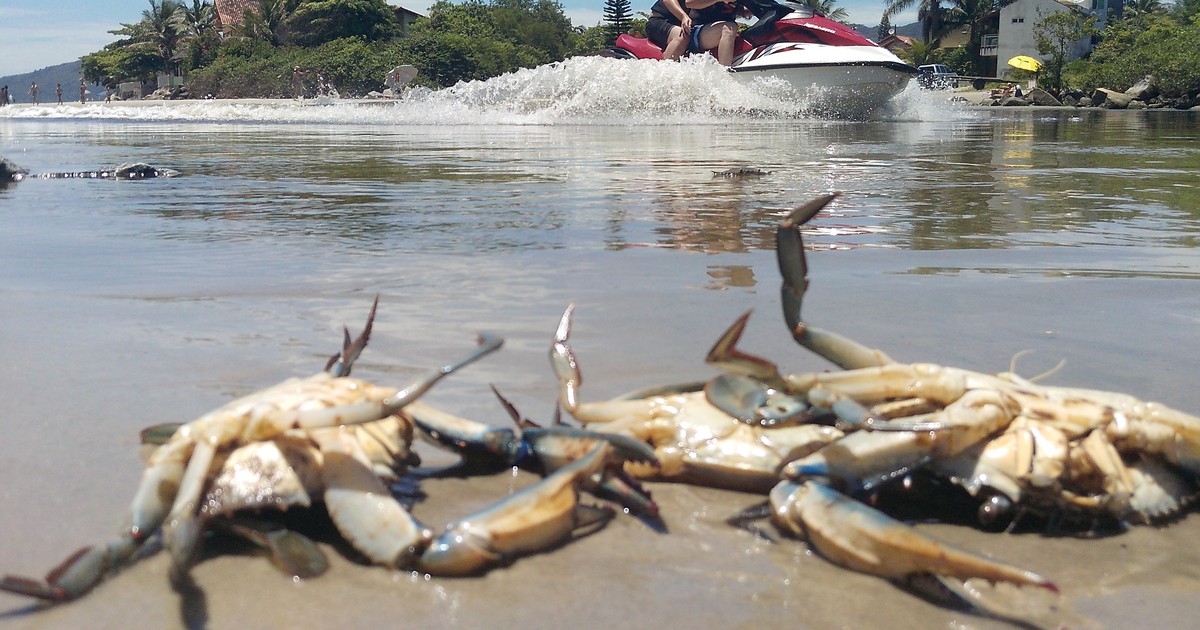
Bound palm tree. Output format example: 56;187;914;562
181;0;217;65
182;0;216;39
883;0;948;43
236;0;291;46
110;0;187;75
810;0;850;22
145;0;187;73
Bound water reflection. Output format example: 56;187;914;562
4;110;1199;267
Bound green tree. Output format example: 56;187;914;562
400;0;576;85
81;43;164;85
1174;0;1200;21
877;13;892;41
110;0;188;75
603;0;634;45
236;0;293;45
1123;0;1163;18
285;0;399;47
1033;7;1098;93
1072;12;1200;97
181;0;219;69
901;38;937;65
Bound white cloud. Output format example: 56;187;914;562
565;8;604;28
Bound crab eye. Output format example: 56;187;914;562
977;494;1016;532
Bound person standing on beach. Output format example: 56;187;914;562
29;82;39;104
0;85;8;107
80;79;87;104
292;66;304;99
56;84;63;104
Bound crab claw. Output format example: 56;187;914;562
410;399;661;519
0;537;139;602
769;480;1058;593
416;442;625;575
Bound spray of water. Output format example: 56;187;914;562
0;56;977;125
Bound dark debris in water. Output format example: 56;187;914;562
712;168;771;179
0;156;177;184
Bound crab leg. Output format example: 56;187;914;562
0;538;138;602
408;399;661;519
315;431;433;568
415;442;620;575
769;480;1058;592
550;304;682;433
775;194;894;371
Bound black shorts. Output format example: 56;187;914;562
647;15;679;50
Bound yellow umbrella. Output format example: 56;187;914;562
1008;55;1043;72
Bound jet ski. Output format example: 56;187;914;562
604;0;917;116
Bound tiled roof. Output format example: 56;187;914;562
215;0;257;29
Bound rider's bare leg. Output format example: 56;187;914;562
663;25;689;61
697;21;738;66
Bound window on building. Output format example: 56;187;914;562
1012;17;1024;23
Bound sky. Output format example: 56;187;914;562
0;0;917;78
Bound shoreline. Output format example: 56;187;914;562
1;90;1191;111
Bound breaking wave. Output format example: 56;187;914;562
0;55;974;126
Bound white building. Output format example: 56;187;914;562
994;0;1106;77
948;0;1118;78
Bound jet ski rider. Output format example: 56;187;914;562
685;0;753;66
646;0;694;61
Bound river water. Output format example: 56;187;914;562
2;57;1199;628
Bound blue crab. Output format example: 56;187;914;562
703;193;1200;596
0;298;656;602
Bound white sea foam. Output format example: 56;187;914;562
0;56;974;126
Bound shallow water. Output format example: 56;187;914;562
2;59;1200;628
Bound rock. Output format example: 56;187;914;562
1;156;30;186
1026;88;1062;106
114;163;179;179
1097;88;1133;109
1062;94;1079;107
1125;75;1159;101
1001;96;1029;106
1078;96;1093;107
1127;100;1147;109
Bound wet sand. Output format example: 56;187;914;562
3;288;1200;630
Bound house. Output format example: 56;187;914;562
878;34;915;55
392;5;425;38
937;0;1115;78
214;0;256;33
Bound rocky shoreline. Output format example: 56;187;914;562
956;75;1200;110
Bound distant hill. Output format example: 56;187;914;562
0;60;93;104
850;21;922;43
